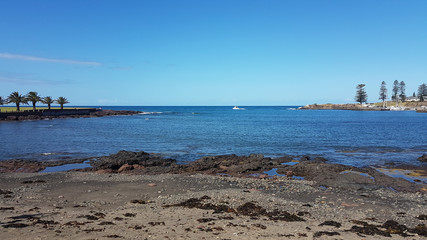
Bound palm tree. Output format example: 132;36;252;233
26;91;41;111
42;96;54;110
56;97;69;110
7;92;28;111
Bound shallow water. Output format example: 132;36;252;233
0;106;426;167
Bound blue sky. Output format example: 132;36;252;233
0;0;426;106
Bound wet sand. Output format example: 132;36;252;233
1;171;426;239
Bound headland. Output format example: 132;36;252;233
299;102;427;112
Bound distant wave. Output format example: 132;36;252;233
139;112;163;115
41;152;55;156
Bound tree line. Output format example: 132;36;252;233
355;81;427;105
0;91;69;111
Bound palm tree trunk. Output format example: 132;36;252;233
48;104;51;110
16;103;20;111
32;102;36;111
61;104;64;110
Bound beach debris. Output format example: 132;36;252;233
123;213;136;217
0;189;13;195
130;199;147;204
410;224;427;236
348;220;427;237
104;234;123;238
148;221;165;226
83;228;103;232
197;218;216;223
164;196;304;222
417;215;427;220
99;221;115;225
0;207;15;211
319;221;342;228
382;220;407;235
313;231;340;238
78;214;99;221
2;223;29;228
252;223;267;229
22;180;46;184
64;221;88;227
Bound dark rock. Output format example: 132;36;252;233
92;150;176;172
418;154;427;162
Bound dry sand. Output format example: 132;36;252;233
0;172;426;239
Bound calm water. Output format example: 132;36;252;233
1;106;426;167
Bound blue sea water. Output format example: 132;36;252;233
0;106;426;167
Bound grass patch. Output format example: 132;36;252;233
0;107;90;112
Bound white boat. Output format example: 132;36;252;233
232;106;240;110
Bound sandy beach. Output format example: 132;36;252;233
1;169;426;239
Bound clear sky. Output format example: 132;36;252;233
0;0;426;106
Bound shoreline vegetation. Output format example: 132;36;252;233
0;150;426;239
299;101;427;112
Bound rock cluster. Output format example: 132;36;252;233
418;154;427;162
91;150;177;174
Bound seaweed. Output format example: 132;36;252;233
164;196;304;222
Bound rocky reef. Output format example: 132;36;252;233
87;151;427;193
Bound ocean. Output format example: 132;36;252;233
0;106;426;167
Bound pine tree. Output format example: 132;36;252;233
355;84;368;104
379;81;387;107
392;80;399;104
399;81;406;102
418;83;427;102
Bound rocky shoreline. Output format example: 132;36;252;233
1;151;426;239
299;103;427;112
0;109;142;121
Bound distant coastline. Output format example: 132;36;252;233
299;101;427;112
